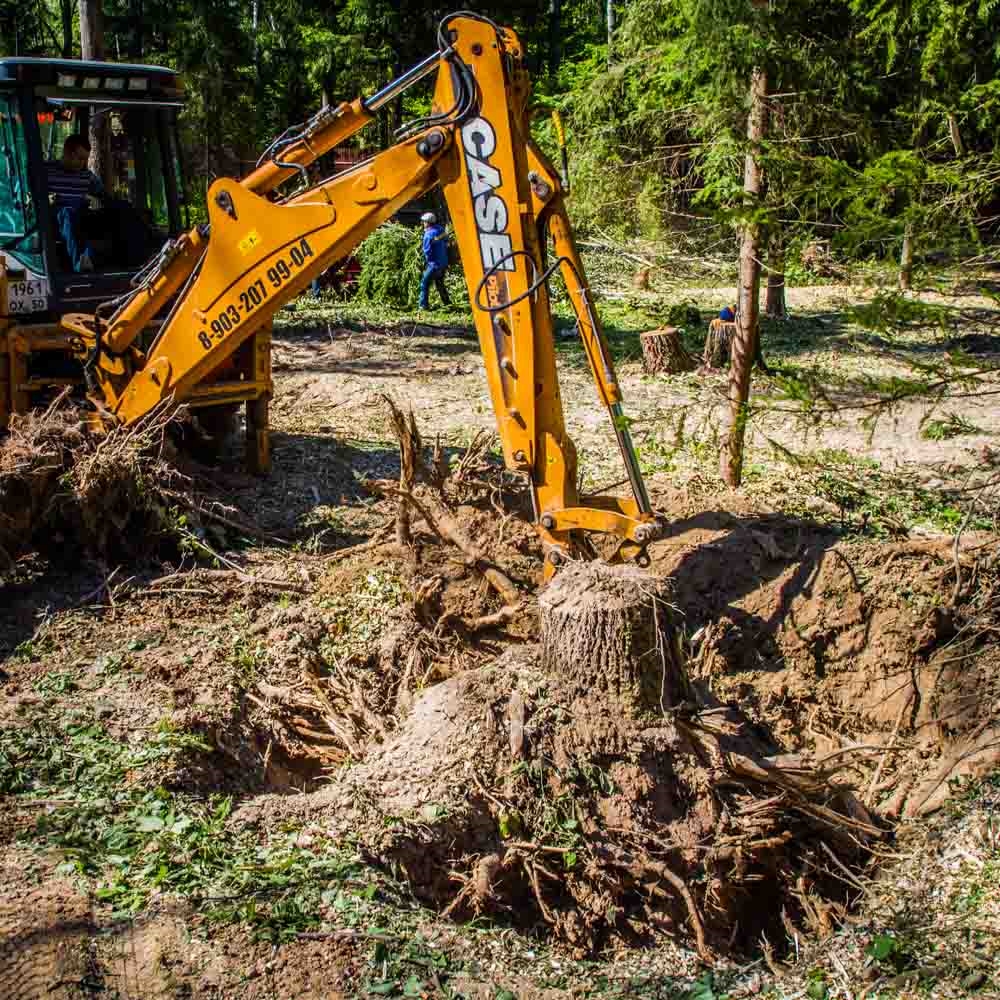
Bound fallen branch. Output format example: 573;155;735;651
148;568;306;594
325;519;396;563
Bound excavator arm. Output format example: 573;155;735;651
65;12;661;567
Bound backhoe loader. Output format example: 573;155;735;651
0;12;662;567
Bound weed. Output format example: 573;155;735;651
921;412;985;441
230;634;267;683
34;671;78;696
365;935;461;997
866;933;917;973
93;651;130;677
0;710;407;943
687;972;718;1000
11;633;55;663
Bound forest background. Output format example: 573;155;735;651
3;0;999;283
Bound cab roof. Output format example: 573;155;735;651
0;58;182;101
0;57;178;79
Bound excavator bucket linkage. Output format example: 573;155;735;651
57;12;663;568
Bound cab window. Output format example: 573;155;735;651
39;101;170;272
0;93;42;272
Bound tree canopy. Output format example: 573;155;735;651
4;0;998;262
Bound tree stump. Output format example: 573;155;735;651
538;562;685;716
702;319;736;369
639;327;696;375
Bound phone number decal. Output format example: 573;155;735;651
198;237;314;350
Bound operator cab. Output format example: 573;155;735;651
0;58;186;318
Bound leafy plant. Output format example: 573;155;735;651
0;711;397;942
921;412;984;441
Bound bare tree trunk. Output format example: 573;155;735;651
252;0;263;146
606;0;615;65
60;0;74;57
720;67;768;489
79;0;111;188
764;232;787;319
549;0;562;82
899;224;914;291
947;113;965;157
131;0;143;58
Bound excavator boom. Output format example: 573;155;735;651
66;13;661;567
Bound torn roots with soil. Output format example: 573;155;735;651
241;561;882;960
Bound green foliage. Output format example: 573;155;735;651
921;412;985;441
355;223;466;310
355;223;426;309
665;302;703;329
687;972;717;1000
807;451;974;536
0;709;399;942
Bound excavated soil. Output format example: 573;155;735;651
645;502;1000;817
1;306;998;995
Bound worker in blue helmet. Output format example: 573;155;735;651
418;211;452;310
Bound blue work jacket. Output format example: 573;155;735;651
422;224;449;268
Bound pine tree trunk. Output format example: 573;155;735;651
252;0;262;143
640;327;696;374
606;0;615;65
721;67;768;489
130;0;143;58
79;0;111;188
549;0;562;81
60;0;74;57
899;225;914;291
539;563;684;717
764;233;787;319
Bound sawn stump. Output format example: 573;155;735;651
538;562;686;716
702;318;736;368
640;327;696;374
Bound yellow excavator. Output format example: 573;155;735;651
0;12;661;568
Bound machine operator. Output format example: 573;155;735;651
45;133;156;273
45;134;103;272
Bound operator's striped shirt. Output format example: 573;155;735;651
44;160;103;209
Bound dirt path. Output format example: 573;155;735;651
269;285;1000;505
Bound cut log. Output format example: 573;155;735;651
538;562;684;716
640;326;696;375
702;319;736;369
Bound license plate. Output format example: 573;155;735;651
8;278;50;315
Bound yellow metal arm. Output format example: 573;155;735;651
74;99;377;357
106;128;449;420
72;13;661;565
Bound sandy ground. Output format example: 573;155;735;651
267;284;999;504
0;281;997;999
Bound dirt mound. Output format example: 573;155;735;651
236;564;880;960
650;512;1000;817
